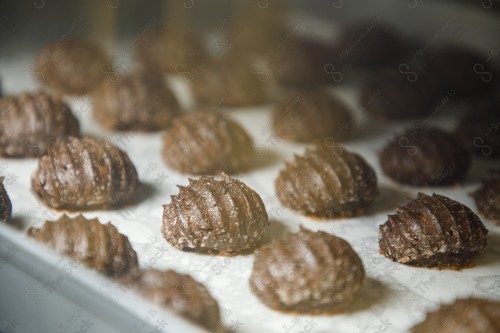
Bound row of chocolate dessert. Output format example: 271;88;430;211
0;170;498;331
1;83;498;223
0;21;498;331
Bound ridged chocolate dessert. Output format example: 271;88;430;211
31;136;139;211
162;112;254;174
337;22;405;67
36;39;109;96
379;193;488;269
275;144;378;218
379;127;471;186
191;55;270;107
272;90;353;143
456;107;500;158
250;227;365;313
268;36;338;86
27;214;138;278
93;70;180;132
135;27;200;73
162;173;269;255
0;91;80;157
121;269;222;332
411;298;500;333
361;68;440;119
0;177;12;222
472;169;500;224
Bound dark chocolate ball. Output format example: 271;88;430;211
0;91;80;157
275;144;378;218
379;127;471;186
379;193;488;269
250;227;365;313
120;269;222;332
162;112;254;175
191;55;270;107
93;70;180;132
267;36;339;86
36;39;109;96
27;214;138;278
337;22;405;67
272;89;353;143
361;68;440;119
31;136;139;211
162;173;269;255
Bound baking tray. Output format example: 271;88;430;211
1;4;500;333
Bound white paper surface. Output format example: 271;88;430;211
1;51;500;333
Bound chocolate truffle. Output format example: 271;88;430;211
379;127;471;186
411;298;500;333
31;136;139;211
121;269;221;332
27;214;138;278
472;169;500;224
0;91;80;157
162;112;254;174
379;193;488;269
35;39;109;96
427;46;497;97
275;144;378;218
456;106;500;158
250;227;365;313
337;22;405;67
162;173;269;255
267;36;339;86
361;67;440;119
135;27;200;73
191;55;270;107
92;70;180;132
272;89;353;143
0;177;12;222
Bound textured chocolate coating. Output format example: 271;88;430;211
0;91;80;157
162;173;269;254
250;227;365;313
411;298;500;333
456;107;500;158
268;37;339;86
472;169;500;224
0;177;12;222
162;112;254;174
275;144;378;218
27;214;138;278
93;71;180;132
36;39;109;96
31;136;139;211
121;269;222;332
272;90;353;143
191;56;269;107
337;22;405;67
379;193;488;269
135;27;200;73
361;68;440;119
379;127;471;186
